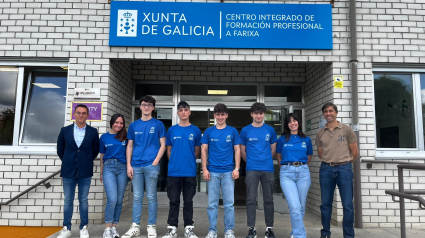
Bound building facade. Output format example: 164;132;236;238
0;0;425;229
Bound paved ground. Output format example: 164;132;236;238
48;206;425;238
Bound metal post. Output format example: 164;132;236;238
353;131;363;228
398;166;406;238
349;0;362;228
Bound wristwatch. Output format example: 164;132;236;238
234;168;240;171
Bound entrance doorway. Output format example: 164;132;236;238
130;81;305;212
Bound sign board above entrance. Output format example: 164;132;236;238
109;2;332;50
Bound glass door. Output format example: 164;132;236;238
132;106;174;206
257;105;297;214
190;107;252;207
226;108;253;206
185;107;214;207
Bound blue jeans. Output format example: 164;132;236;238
207;172;235;233
63;176;92;230
280;164;311;238
131;164;160;225
320;162;355;238
103;159;129;224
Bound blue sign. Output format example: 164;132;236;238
109;2;332;50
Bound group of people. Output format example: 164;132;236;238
56;94;358;238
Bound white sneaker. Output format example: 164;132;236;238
122;223;140;238
111;227;120;238
57;226;72;238
103;227;112;238
205;231;217;238
80;225;90;238
162;226;177;238
147;225;157;238
224;230;235;238
184;226;198;238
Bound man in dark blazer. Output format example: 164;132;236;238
56;104;99;238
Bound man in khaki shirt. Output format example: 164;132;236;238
315;103;359;238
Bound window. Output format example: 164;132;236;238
20;71;68;144
374;74;416;149
373;69;425;158
264;85;302;102
0;64;68;153
420;74;425;150
0;67;19;145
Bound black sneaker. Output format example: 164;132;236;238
246;227;257;238
265;228;275;238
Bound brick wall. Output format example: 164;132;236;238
304;63;334;219
131;60;307;83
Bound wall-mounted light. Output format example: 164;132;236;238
208;90;228;95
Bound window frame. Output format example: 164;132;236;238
373;68;425;159
0;61;69;155
19;69;68;146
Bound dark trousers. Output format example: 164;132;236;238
167;176;197;227
320;162;355;238
245;171;274;227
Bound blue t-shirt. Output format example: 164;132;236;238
127;118;166;167
201;125;242;173
276;135;313;164
99;132;127;164
240;124;278;172
166;124;202;177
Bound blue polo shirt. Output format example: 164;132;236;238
99;132;127;164
166;124;202;177
127;118;166;167
276;135;313;164
201;125;242;173
240;124;277;172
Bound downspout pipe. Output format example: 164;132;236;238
350;0;363;229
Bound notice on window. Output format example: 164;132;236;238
157;109;172;120
334;75;343;88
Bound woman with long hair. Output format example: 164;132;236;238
276;113;313;238
100;114;129;238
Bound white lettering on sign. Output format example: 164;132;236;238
233;30;259;37
222;14;323;38
88;107;98;111
163;25;214;36
132;10;324;40
143;13;188;23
